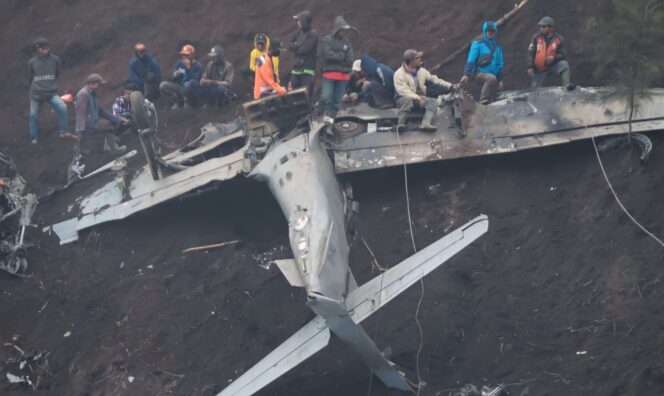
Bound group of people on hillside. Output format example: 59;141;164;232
27;12;572;148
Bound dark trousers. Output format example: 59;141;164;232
291;72;314;98
199;84;237;106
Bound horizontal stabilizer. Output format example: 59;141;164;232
346;214;488;323
273;259;305;287
216;315;330;396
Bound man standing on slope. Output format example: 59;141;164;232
459;21;504;104
286;11;318;97
27;37;74;144
527;16;574;90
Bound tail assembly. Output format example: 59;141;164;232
217;214;489;395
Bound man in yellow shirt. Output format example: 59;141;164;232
249;33;280;84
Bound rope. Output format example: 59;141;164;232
591;136;664;247
395;130;425;395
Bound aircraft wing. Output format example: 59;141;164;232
331;87;664;173
216;315;330;396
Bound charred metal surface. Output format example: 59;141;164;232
332;87;664;173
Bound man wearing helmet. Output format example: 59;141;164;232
159;44;203;109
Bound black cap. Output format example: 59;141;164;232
34;37;49;48
255;33;267;44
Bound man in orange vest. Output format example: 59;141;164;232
527;16;573;91
254;41;287;99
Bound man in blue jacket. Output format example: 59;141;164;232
459;21;504;104
159;44;203;109
128;43;161;100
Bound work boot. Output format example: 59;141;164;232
103;134;127;153
396;112;408;133
418;107;438;132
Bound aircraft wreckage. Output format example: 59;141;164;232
44;86;662;394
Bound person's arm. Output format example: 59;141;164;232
221;63;234;86
27;59;34;84
496;47;504;81
321;36;346;62
463;41;480;77
74;92;87;132
112;97;122;117
554;35;566;62
249;49;258;72
286;34;300;52
424;68;453;89
151;58;162;82
527;34;537;69
99;106;121;126
55;56;61;79
128;59;139;81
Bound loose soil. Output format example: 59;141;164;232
1;1;663;395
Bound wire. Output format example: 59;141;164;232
395;129;425;395
591;136;664;248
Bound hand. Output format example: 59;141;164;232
200;78;211;86
459;75;469;85
287;81;292;91
417;96;426;108
342;94;351;103
174;69;185;76
120;117;130;125
545;56;554;65
498;81;504;90
527;68;534;78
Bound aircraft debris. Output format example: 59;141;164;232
182;240;240;253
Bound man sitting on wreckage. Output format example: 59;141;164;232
393;49;459;132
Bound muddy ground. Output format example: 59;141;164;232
1;0;663;395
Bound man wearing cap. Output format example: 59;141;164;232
459;21;504;104
393;49;456;132
249;33;280;84
343;60;368;104
527;16;573;90
27;37;72;144
199;44;236;107
128;43;161;100
286;11;318;97
112;81;142;135
319;16;356;123
75;73;129;153
159;44;203;109
254;41;287;99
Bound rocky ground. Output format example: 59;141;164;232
1;0;663;395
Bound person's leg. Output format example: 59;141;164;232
216;85;236;106
183;80;201;107
48;95;68;133
396;97;414;130
98;119;126;153
419;98;439;131
319;78;334;118
332;80;348;116
28;99;41;142
532;71;547;88
145;79;160;101
302;74;314;98
551;60;572;89
475;73;498;104
291;73;303;90
159;81;184;107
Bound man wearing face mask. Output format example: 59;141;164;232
128;43;161;100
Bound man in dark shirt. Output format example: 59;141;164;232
199;45;236;107
27;37;73;144
75;73;129;154
286;11;318;97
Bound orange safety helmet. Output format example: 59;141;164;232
179;44;195;56
134;42;146;52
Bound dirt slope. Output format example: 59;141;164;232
1;0;664;395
